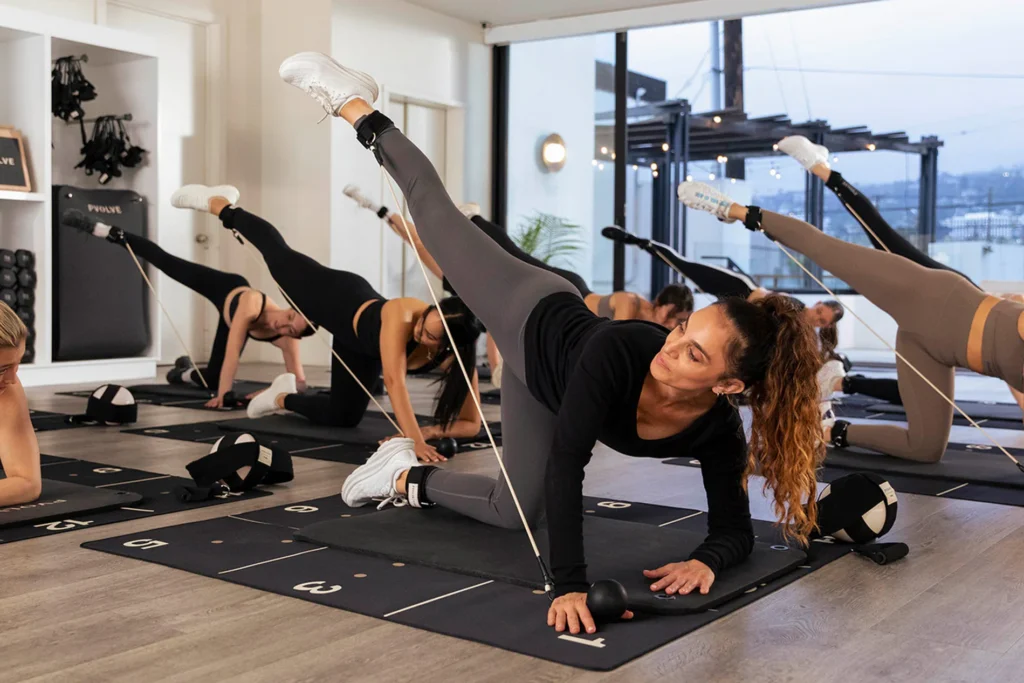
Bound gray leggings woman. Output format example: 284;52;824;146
756;209;1024;462
369;117;578;527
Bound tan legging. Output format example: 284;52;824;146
757;209;1024;462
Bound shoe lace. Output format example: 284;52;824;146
306;80;339;124
375;495;408;511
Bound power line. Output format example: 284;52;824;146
745;65;1024;80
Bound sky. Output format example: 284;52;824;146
594;0;1024;194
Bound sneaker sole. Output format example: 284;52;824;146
279;51;379;105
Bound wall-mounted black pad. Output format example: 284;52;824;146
218;412;502;449
0;478;142;529
295;507;805;615
53;185;149;360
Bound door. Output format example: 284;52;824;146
107;5;214;364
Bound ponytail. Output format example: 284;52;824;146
718;294;824;544
430;297;484;428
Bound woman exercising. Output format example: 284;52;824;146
780;135;1024;422
281;52;824;634
344;186;694;329
0;302;40;506
172;185;483;463
68;189;309;409
678;179;1024;463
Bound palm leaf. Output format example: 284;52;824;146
512;212;584;268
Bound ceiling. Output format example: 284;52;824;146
402;0;700;26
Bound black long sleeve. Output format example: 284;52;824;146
525;295;755;596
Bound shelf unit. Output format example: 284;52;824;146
0;6;162;387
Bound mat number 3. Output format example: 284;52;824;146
293;580;341;595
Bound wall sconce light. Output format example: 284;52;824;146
540;133;567;172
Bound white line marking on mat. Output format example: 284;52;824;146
936;482;969;496
384;580;494;618
290;443;346;454
219;547;328;575
97;475;172;488
659;511;704;527
229;515;300;530
558;635;606;648
120;507;155;513
865;412;886;419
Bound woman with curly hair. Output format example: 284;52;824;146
279;51;826;635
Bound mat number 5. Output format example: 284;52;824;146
293;581;341;595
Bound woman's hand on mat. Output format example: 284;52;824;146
548;593;633;634
644;560;715;595
413;439;446;463
205;395;225;409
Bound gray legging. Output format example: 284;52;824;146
759;209;1024;462
373;120;578;528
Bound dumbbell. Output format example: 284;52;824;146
16;307;33;326
16;289;33;307
0;268;16;288
0;250;14;269
16;268;35;289
15;250;34;269
0;289;16;308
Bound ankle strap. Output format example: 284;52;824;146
405;465;437;508
830;420;850;449
355;111;396;165
743;206;765;234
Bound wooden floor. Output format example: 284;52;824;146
4;363;1024;683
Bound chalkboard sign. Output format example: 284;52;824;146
0;128;30;192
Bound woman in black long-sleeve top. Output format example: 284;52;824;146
281;52;825;635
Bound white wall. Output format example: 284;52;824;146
330;0;490;292
506;35;596;287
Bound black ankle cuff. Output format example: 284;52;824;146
107;227;126;245
743;206;765;234
406;465;437;508
830;420;850;449
824;170;843;191
355;111;395;158
218;205;237;227
376;206;389;219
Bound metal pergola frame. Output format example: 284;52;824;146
596;101;944;294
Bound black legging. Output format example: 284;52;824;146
220;207;384;426
643;238;757;299
842;374;903;405
827;171;978;288
121;232;248;388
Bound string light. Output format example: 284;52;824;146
592;159;598;166
713;115;722;123
652;170;659;178
662;143;669;152
867;143;877;151
709;173;716;180
832;156;839;163
716;155;728;164
776;172;782;180
650;162;658;170
730;178;737;184
772;143;779;151
632;164;638;170
611;152;616;160
686;174;693;181
770;168;777;177
598;163;605;171
600;146;608;154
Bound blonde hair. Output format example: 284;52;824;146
0;301;27;348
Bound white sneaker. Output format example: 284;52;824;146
343;184;385;215
459;202;481;219
677;182;736;223
777;136;831;173
816;359;847;403
247;372;297;419
279;51;379;117
820;403;837;430
171;184;240;212
342;437;418;508
490;359;503;390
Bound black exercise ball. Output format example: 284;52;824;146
815;472;898;544
436;437;458;458
587;579;628;621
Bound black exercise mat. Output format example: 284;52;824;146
123;421;376;465
29;409;85;433
297;507;805;614
217;412;502;450
58;380;276;412
480;388;500;405
83;495;850;671
0;478;142;529
0;456;271;544
833;395;1024;431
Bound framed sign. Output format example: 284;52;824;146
0;128;31;192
